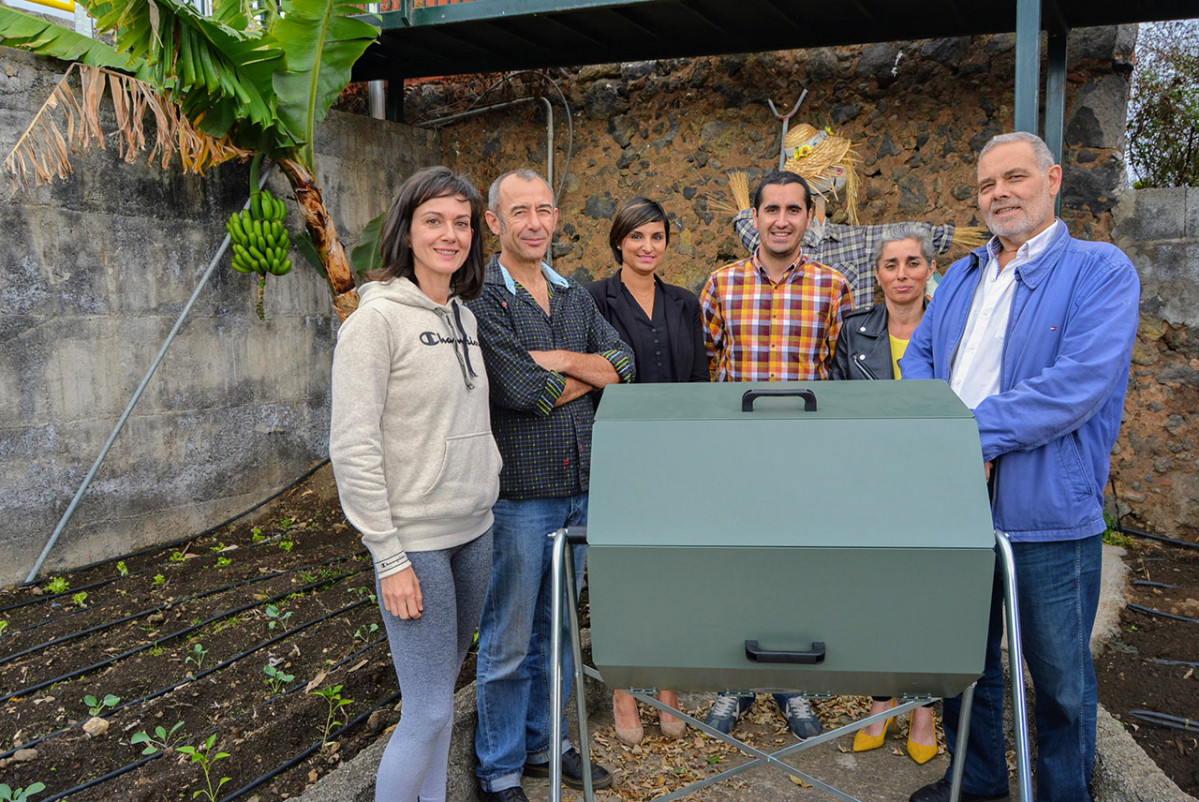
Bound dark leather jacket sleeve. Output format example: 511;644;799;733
830;304;893;381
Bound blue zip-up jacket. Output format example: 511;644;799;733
902;223;1140;542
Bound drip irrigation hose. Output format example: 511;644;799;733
1129;709;1198;732
1119;526;1199;551
0;593;379;761
219;688;404;802
1;551;366;666
13;458;332;595
1132;580;1179;589
1149;658;1199;667
29;636;388;802
0;564;162;617
0;564;370;706
1127;603;1199;625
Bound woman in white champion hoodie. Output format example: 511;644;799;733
330;167;501;802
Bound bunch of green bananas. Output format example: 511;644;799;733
227;190;293;277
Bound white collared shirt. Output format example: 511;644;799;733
496;259;569;296
950;221;1063;409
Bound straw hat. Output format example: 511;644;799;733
782;124;862;225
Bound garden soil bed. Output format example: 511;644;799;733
2;464;1196;801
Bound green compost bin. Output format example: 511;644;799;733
587;380;995;699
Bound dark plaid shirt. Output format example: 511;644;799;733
469;256;635;500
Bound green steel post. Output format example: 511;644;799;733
386;77;404;122
1045;25;1068;215
1014;0;1042;134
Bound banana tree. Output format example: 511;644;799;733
0;0;379;319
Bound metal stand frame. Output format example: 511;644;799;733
549;528;1033;802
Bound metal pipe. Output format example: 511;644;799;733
997;531;1035;802
25;171;274;584
562;532;594;801
420;96;537;127
948;683;976;802
1014;0;1042;134
549;528;567;802
367;3;386;119
542;96;555;267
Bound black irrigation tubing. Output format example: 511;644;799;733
20;458;333;588
1129;709;1199;732
35;636;389;802
0;595;375;762
1127;603;1199;625
1119;526;1199;551
1132;580;1179;589
1149;658;1199;668
0;564;163;617
1;550;368;666
220;687;404;802
0;563;371;706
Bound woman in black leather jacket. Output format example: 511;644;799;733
830;223;941;763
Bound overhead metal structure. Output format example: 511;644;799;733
353;0;1195;159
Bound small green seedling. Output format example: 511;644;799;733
347;586;377;603
251;526;266;543
278;540;294;554
263;664;295;694
130;721;187;754
152;573;166;586
177;734;231;802
278;517;295;529
116;560;129;577
209;542;226;553
264;605;293;631
353;623;379;643
84;693;121;716
45;576;69;594
185;643;209;672
0;621;8;638
214;556;232;568
72;591;88;608
169;551;187;563
310;683;352;745
0;782;47;802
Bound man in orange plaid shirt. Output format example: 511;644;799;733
698;170;853;739
701;170;853;382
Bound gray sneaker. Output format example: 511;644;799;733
781;696;823;738
704;693;755;734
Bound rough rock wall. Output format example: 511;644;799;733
404;26;1196;541
0;49;438;586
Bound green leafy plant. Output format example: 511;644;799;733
169;551;187;563
352;623;379;643
0;783;47;802
214;556;233;568
177;734;231;802
347;586;376;603
45;576;69;594
278;517;296;529
210;542;226;553
310;683;352;745
116;560;129;577
152;574;166;587
130;721;187;754
185;643;210;672
0;620;9;638
263;664;295;694
264;605;293;631
279;540;295;554
251;527;266;543
72;591;88;608
84;693;121;716
1127;21;1199;187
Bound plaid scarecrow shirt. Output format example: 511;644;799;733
468;256;635;500
733;209;955;309
700;250;853;382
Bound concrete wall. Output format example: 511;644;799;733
0;49;439;587
1115;187;1199;328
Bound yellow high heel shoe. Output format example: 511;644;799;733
852;699;896;752
907;708;938;765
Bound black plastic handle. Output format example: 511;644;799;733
744;640;826;664
741;388;817;412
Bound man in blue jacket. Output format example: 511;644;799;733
903;131;1140;802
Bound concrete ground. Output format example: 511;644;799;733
297;545;1198;802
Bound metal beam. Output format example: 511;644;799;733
1014;0;1042;134
1044;25;1068;164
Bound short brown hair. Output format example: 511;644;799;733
374;166;486;301
608;196;670;264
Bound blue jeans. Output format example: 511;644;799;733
474;494;588;793
942;535;1102;802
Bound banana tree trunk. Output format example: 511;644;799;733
278;157;359;321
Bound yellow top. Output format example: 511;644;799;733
889;335;910;380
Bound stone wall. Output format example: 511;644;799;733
403;26;1195;542
1110;188;1199;539
0;49;438;587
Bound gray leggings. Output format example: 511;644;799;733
374;529;492;802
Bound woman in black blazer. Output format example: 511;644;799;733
587;197;708;386
587;197;706;748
